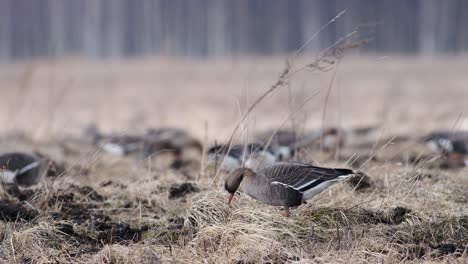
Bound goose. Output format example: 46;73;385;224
422;130;468;156
224;162;354;217
256;127;346;157
256;130;302;147
329;126;385;149
100;135;145;156
207;143;276;171
255;130;299;161
82;124;145;156
143;128;202;159
0;152;50;188
299;126;376;150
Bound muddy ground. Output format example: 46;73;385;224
0;57;467;263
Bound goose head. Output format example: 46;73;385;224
224;167;255;205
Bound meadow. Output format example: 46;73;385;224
0;55;467;263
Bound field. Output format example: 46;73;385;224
0;56;467;263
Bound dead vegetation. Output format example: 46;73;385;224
0;51;468;263
0;131;466;263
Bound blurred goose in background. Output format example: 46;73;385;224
0;152;51;188
421;130;468;168
315;127;346;151
255;130;300;161
336;126;385;149
225;162;354;217
101;135;145;156
207;143;276;171
257;125;381;154
82;124;145;156
143;127;202;159
256;130;301;147
310;126;381;150
256;127;343;155
142;128;203;172
82;125;203;166
422;130;468;156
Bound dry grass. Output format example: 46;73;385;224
0;56;467;263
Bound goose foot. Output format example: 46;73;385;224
284;206;290;217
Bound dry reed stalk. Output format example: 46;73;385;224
213;15;369;186
319;62;340;154
256;91;321;164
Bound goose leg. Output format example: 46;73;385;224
284;206;290;217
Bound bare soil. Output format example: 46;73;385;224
0;56;467;263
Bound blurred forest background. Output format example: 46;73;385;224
1;0;468;62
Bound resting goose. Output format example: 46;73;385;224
0;152;50;188
422;130;468;155
143;128;202;159
224;162;354;217
255;130;298;161
207;143;276;171
82;124;145;156
100;135;145;156
256;127;347;158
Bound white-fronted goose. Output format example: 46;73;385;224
256;127;346;156
256;130;302;147
262;126;382;149
82;124;145;156
225;162;354;217
0;152;50;188
332;126;384;149
100;135;145;156
146;127;194;141
422;130;468;156
316;127;346;151
207;143;276;171
143;128;202;160
255;130;298;161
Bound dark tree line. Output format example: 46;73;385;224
0;0;467;62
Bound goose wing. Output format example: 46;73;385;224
208;144;243;159
423;131;468;154
0;153;40;185
208;143;265;160
258;162;354;193
423;130;468;141
257;130;299;147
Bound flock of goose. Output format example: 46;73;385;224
1;124;467;216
